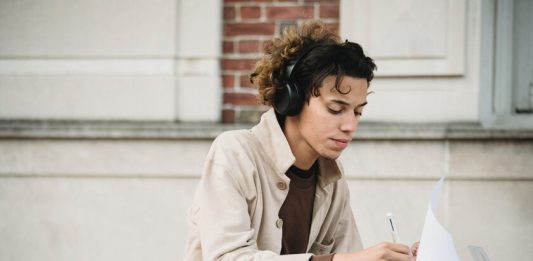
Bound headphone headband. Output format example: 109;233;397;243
285;44;324;82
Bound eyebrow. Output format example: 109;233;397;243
331;99;368;108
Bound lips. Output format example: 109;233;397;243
331;138;350;149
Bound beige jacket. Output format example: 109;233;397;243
184;108;362;261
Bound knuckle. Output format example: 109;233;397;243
377;248;388;258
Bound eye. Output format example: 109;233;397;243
355;111;363;117
328;108;342;115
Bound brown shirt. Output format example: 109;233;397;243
279;162;335;261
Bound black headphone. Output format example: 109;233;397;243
274;44;322;116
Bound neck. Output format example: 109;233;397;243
283;115;319;170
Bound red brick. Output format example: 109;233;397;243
240;75;254;88
223;41;234;53
224;23;275;36
223;74;235;88
241;6;261;19
225;0;272;2
224;6;236;20
224;92;258;105
320;4;339;18
304;0;337;2
222;59;258;71
238;40;260;53
267;6;314;19
222;109;235;123
224;0;274;4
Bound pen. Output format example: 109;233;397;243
386;212;400;243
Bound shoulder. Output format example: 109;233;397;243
212;129;253;149
205;129;262;174
202;129;263;197
208;129;256;159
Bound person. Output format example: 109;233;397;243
185;20;418;261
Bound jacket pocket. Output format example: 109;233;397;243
309;239;335;255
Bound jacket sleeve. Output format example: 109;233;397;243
194;160;313;261
330;180;363;254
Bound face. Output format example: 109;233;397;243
294;75;368;160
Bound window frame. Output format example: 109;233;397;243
480;0;533;128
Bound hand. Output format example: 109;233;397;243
332;242;411;261
411;241;420;261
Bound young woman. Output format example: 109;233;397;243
185;20;417;261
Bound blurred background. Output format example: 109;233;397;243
0;0;532;260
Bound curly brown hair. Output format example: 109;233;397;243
250;20;341;106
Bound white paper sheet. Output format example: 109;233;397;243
417;177;461;261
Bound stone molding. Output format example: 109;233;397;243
1;120;532;140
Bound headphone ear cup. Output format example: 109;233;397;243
274;82;302;116
286;82;303;116
274;84;291;116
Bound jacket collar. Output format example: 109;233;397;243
250;108;343;187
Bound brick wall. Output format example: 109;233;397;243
221;0;340;123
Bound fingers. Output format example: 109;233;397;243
375;242;411;261
338;242;413;261
386;249;412;261
411;241;420;257
384;242;410;255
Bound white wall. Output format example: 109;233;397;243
0;0;221;122
341;0;480;123
1;138;531;260
0;139;211;261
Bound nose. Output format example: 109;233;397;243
340;113;359;134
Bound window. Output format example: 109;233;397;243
480;0;533;128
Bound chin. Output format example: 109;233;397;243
319;150;342;160
322;155;340;160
